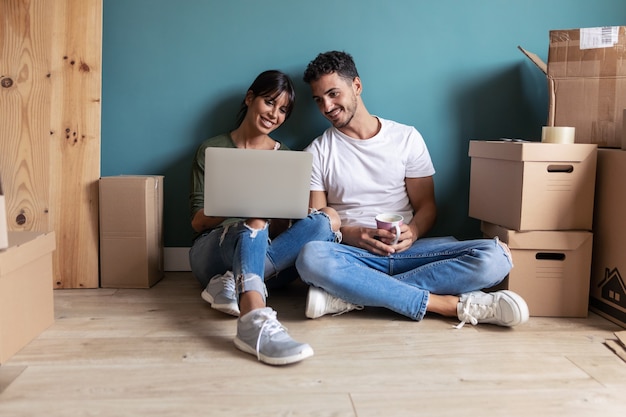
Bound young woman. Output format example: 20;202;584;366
188;70;341;366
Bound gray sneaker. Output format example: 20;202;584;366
456;290;529;328
305;286;363;319
234;307;314;365
201;271;240;317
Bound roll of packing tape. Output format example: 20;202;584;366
541;126;575;144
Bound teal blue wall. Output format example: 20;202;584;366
102;0;626;247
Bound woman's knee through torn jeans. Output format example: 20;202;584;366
189;210;340;301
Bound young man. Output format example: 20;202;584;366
295;51;529;328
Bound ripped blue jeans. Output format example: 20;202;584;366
189;210;339;302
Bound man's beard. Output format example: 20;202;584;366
333;111;354;129
331;97;357;129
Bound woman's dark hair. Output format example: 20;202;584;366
303;51;359;84
235;70;296;126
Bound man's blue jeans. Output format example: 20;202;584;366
189;211;339;301
295;236;513;321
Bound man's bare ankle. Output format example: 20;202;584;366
426;294;459;317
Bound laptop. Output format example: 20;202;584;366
204;147;313;219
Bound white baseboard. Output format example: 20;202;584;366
164;247;191;271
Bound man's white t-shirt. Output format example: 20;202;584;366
305;117;436;229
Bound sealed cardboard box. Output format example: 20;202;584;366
1;231;56;364
590;149;626;329
482;222;592;317
520;26;626;148
99;176;164;288
468;140;597;231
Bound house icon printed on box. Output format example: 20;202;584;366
598;268;626;310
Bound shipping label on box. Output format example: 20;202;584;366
468;140;597;231
482;222;592;317
519;26;626;148
590;149;626;329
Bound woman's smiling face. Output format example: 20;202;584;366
243;91;290;134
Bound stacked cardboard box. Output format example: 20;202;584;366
589;149;626;328
468;140;597;317
517;26;626;326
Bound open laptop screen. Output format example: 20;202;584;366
203;147;312;219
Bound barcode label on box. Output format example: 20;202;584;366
580;26;619;49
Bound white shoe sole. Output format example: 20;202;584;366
201;289;240;317
305;286;325;319
499;290;529;326
233;337;314;365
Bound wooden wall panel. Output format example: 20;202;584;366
0;0;102;288
0;0;52;233
48;0;102;288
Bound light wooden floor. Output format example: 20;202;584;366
1;272;626;417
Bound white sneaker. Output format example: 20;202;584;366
234;307;314;365
201;271;240;317
305;286;363;319
456;290;529;328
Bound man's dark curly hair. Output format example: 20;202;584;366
303;51;360;84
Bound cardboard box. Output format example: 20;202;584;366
468;140;597;231
482;222;592;317
520;26;626;148
99;176;164;288
590;149;626;329
1;231;56;364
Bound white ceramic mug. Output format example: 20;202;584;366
375;213;404;245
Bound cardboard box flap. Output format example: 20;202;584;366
99;175;162;187
518;46;547;75
522;27;626;79
0;232;56;277
548;27;626;78
468;140;597;163
481;222;591;251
